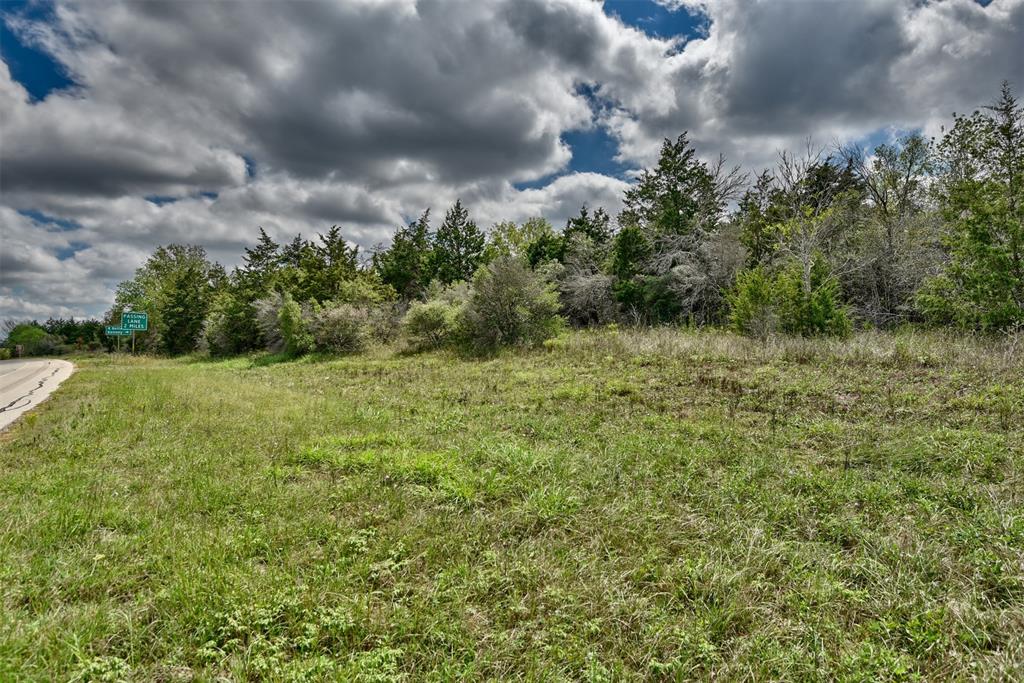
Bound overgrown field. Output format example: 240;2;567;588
1;329;1023;680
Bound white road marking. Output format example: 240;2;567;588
0;359;75;432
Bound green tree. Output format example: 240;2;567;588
275;235;320;302
306;226;360;302
41;317;104;349
619;133;722;237
432;200;485;284
609;225;657;320
613;133;744;323
205;228;282;355
374;210;434;300
160;260;211;355
524;222;566;267
483;217;557;262
920;82;1024;329
3;323;58;355
737;171;784;267
564;205;612;246
728;258;850;338
203;288;261;356
111;244;223;354
238;228;282;294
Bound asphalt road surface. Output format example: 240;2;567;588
0;359;75;432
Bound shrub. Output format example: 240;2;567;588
729;258;850;338
204;290;261;357
255;293;286;353
404;300;460;351
336;274;397;307
775;260;851;337
0;347;10;360
309;304;368;354
456;256;564;352
3;323;61;356
366;304;403;344
424;279;472;306
558;238;617;326
279;293;314;355
728;267;778;338
560;272;617;326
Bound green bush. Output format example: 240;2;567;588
403;300;460;351
366;304;403;344
613;274;683;324
309;304;368;354
279;293;314;355
335;274;397;307
0;347;11;360
729;258;850;338
4;323;61;356
204;290;261;357
456;256;564;353
728;267;778;338
774;260;851;337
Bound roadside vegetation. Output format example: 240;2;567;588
1;328;1022;679
70;82;1021;362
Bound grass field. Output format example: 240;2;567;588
1;328;1023;681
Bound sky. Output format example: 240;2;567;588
1;0;1022;321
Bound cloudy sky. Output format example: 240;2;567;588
1;0;1021;320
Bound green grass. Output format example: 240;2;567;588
1;328;1022;681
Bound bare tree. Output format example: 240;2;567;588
840;133;940;324
769;143;862;297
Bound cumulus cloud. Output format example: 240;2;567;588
0;207;120;319
1;0;1022;320
607;0;1024;170
475;173;630;228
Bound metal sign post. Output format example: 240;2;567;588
105;324;133;353
119;312;148;354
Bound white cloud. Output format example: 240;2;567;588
606;0;1024;171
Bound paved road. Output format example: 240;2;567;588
0;359;75;432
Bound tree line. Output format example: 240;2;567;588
6;82;1020;358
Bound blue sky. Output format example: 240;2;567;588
604;0;708;40
0;0;73;100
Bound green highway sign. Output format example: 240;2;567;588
122;311;148;331
105;326;131;336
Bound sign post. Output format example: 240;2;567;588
121;312;148;354
105;315;144;354
104;325;131;353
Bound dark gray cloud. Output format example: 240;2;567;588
719;0;910;132
610;0;1024;169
